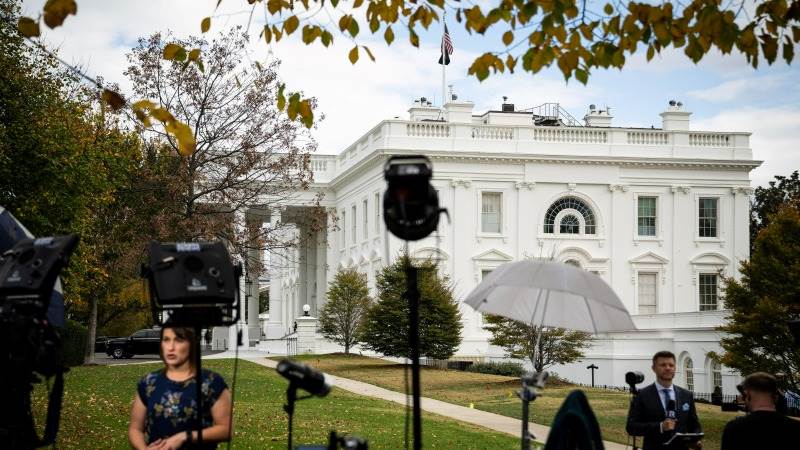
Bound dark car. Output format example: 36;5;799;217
94;336;119;353
105;328;162;359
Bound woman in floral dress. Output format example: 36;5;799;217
128;327;231;449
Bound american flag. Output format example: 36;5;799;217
438;25;453;65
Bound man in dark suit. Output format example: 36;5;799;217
626;351;703;449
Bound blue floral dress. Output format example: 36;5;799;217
137;369;228;448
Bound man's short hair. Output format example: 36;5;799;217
741;372;778;395
652;351;676;364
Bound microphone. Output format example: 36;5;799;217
276;359;332;397
666;399;676;420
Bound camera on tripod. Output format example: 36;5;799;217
0;233;80;448
625;371;645;394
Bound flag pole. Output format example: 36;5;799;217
441;11;446;108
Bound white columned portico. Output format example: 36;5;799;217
266;208;285;338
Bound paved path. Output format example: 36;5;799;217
240;355;629;450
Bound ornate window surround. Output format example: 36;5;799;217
538;191;604;242
629;251;669;315
633;192;664;245
694;193;725;246
476;188;507;241
690;252;729;311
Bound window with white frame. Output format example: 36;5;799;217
698;197;718;238
374;193;380;234
699;273;719;311
362;199;368;240
637;196;657;236
544;197;596;234
341;210;346;245
481;192;502;233
712;360;722;391
481;269;493;280
637;272;657;314
684;357;694;391
351;205;356;243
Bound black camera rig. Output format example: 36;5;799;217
0;234;79;449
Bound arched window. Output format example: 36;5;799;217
560;215;580;234
544;197;596;234
684;358;694;392
712;361;722;391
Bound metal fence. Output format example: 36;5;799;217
285;336;297;356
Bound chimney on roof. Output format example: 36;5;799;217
583;104;613;127
660;100;691;131
501;96;515;112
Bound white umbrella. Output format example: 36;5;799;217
464;260;635;333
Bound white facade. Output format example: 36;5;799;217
252;99;758;395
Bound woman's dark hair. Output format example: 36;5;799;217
159;326;196;369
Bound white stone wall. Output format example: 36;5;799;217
264;102;756;394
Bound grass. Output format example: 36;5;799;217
31;359;519;449
283;353;743;450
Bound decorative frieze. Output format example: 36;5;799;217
608;184;629;193
670;185;691;194
730;186;754;196
514;181;536;190
450;179;472;188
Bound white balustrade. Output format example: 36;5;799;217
627;131;669;145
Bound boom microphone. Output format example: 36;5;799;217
276;359;332;397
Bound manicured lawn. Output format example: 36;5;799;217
31;359;519;449
285;354;743;450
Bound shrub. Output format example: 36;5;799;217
60;319;87;367
466;361;525;377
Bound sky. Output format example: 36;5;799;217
21;0;800;188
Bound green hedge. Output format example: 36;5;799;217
60;319;87;367
466;361;525;377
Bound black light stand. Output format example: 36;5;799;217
519;378;537;450
404;261;422;450
518;371;547;450
283;382;313;450
587;364;598;388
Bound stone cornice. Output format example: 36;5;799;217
323;148;761;190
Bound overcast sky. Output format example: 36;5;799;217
21;0;800;187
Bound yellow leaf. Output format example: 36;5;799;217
169;121;196;156
132;99;156;110
101;89;125;111
17;17;40;37
298;100;313;128
277;84;286;111
384;27;395;45
188;49;201;61
353;0;363;7
163;43;183;60
263;25;272;43
43;0;77;29
502;31;514;46
201;17;211;33
284;16;299;34
348;46;359;64
151;108;175;123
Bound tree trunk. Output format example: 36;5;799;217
344;343;350;355
84;295;98;364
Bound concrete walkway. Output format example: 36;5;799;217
241;356;629;450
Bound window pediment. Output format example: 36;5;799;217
629;251;670;265
690;252;730;265
472;248;513;262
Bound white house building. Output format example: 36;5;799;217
237;98;758;395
